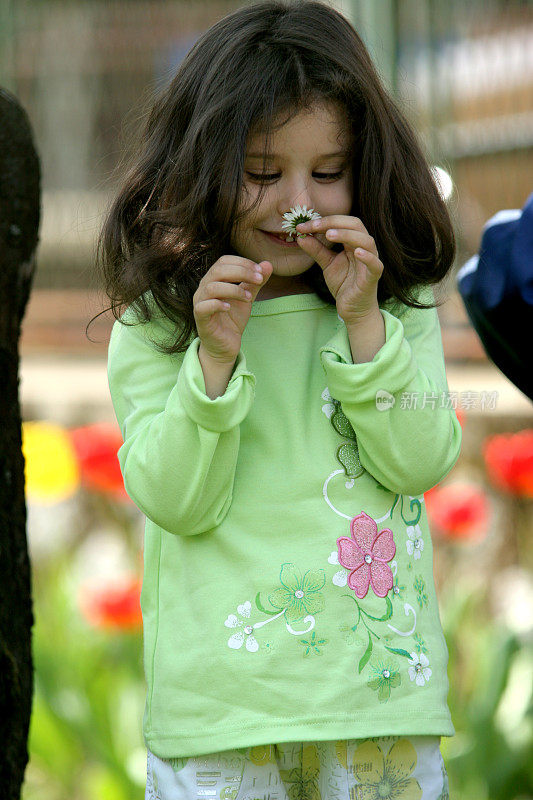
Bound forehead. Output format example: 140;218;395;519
246;101;350;159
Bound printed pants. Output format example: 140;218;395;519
145;735;449;800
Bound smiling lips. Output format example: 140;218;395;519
263;230;294;240
261;230;301;246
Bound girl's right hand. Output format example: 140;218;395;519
193;256;273;363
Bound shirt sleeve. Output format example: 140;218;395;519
318;287;462;496
107;313;256;535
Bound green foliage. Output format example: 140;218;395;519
23;556;145;800
441;580;533;800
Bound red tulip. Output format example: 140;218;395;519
483;430;533;497
79;575;142;631
425;481;490;541
69;423;129;500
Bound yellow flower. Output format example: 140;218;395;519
22;421;80;504
280;744;321;800
350;739;421;800
249;745;275;766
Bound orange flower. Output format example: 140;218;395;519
483;430;533;497
79;576;142;631
425;482;490;541
69;423;129;501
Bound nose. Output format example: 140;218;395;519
275;172;315;216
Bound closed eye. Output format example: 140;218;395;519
245;171;345;182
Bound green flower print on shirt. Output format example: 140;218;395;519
367;660;402;702
322;391;365;479
268;563;326;624
413;576;428;609
413;632;428;655
392;575;406;601
300;630;328;656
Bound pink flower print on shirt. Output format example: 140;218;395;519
336;512;396;599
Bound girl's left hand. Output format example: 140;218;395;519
295;215;383;326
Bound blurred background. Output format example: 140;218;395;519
1;0;532;798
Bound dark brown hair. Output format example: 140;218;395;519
94;0;455;353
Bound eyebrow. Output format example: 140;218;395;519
246;149;350;159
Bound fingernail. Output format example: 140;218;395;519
244;290;252;299
326;229;338;237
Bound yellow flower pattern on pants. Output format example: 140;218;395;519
279;744;322;800
350;739;421;800
146;737;445;800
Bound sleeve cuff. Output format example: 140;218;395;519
319;310;419;404
177;338;256;432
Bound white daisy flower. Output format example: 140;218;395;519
406;524;424;560
225;601;259;652
281;205;322;241
408;651;432;686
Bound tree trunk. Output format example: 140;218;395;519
0;88;40;799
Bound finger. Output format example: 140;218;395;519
218;254;262;267
202;281;255;303
353;248;384;278
247;260;273;299
211;263;265;286
295;230;338;272
194;298;232;319
296;215;368;234
324;229;377;255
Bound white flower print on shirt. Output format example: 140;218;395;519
408;651;432;686
321;387;336;420
328;550;348;587
406;524;424;560
225;601;259;652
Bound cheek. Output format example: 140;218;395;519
235;186;267;231
339;175;354;211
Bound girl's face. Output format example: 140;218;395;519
231;101;353;296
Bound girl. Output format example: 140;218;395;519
101;1;461;797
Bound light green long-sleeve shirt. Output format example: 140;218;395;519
107;289;461;759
